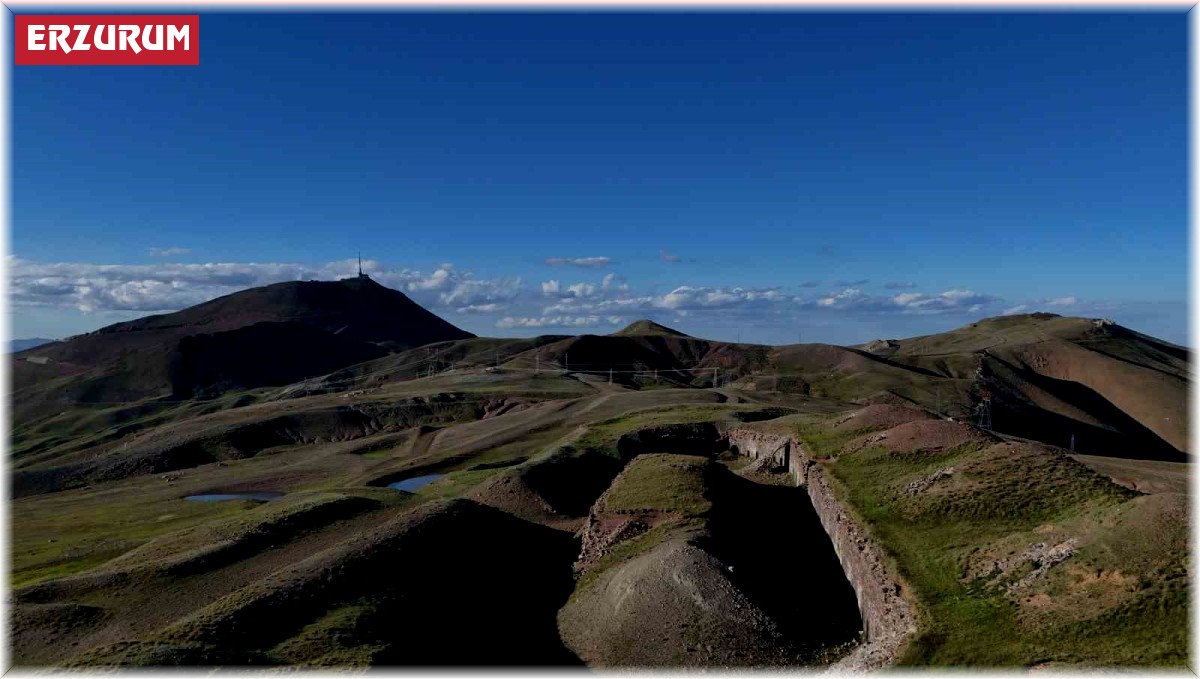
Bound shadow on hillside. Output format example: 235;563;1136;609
701;465;863;654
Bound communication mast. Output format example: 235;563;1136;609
975;389;993;430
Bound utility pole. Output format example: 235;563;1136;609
1070;433;1075;452
609;367;613;384
565;353;569;371
536;354;540;374
976;391;993;431
936;386;941;418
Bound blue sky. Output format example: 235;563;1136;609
11;11;1188;345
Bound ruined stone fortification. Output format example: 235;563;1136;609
723;428;918;672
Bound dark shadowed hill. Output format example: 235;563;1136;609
12;277;473;418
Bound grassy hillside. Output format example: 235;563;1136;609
782;408;1188;667
7;309;1189;669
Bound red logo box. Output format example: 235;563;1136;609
15;15;199;65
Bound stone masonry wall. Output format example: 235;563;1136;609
723;428;917;672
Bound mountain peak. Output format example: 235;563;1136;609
611;319;691;337
13;277;474;409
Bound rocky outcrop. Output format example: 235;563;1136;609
985;539;1079;594
724;428;918;672
724;429;792;472
905;467;956;495
615;422;727;458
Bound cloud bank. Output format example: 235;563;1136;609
543;256;612;268
9;257;521;316
12;256;1114;340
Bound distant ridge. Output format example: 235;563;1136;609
612;320;691;337
10;338;55;353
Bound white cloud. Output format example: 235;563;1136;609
1002;305;1030;315
657;285;787;311
9;257;521;316
884;281;916;290
802;287;1001;315
566;282;597;298
1044;296;1078;307
541;273;629;302
544;256;612;268
496;315;624;330
454;303;504;314
601;273;629;294
406;264;454;291
818;288;870;308
540;284;791;322
147;247;191;257
660;249;681;263
890;289;998;314
11;256;1029;337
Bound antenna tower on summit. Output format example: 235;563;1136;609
357;252;369;279
975;390;993;430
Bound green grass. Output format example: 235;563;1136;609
11;549;130;587
269;599;386;666
11;490;249;587
418;467;505;500
568;453;716;603
792;414;874;458
602;454;712;517
811;418;1186;668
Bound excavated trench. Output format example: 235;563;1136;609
283;423;909;668
21;422;907;668
612;423;915;670
722;428;917;670
701;465;862;654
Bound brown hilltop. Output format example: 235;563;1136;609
611;319;692;337
12;277;473;416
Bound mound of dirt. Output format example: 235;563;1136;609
834;404;935;431
469;467;563;525
853;419;998;454
558;541;797;667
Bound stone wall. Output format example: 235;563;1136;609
724;428;918;672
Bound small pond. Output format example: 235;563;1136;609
185;492;282;502
387;474;445;493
